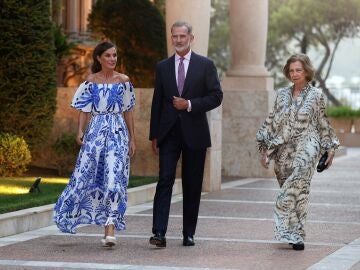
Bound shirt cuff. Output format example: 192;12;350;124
187;100;192;112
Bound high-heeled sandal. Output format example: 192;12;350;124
105;236;116;247
100;237;107;247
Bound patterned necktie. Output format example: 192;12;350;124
177;57;185;96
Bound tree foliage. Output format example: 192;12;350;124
153;0;165;17
88;0;167;87
53;23;76;64
267;0;360;105
0;0;57;148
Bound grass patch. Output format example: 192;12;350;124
0;175;158;214
128;175;158;188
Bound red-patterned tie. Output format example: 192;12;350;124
177;57;185;96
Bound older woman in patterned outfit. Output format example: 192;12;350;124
256;54;339;251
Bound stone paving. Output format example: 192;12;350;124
0;148;360;270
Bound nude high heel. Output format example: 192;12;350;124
105;236;116;247
100;238;107;247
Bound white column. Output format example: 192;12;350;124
165;0;221;191
80;0;92;34
165;0;210;57
228;0;269;77
66;0;80;35
222;0;275;178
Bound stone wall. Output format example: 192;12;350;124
130;88;166;176
328;118;360;147
222;77;276;178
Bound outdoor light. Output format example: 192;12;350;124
29;177;41;193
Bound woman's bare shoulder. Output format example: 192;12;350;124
114;72;130;83
86;73;96;82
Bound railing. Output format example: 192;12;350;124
328;85;360;109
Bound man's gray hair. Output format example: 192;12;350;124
171;21;193;34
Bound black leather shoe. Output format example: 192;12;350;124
183;235;195;246
292;242;305;250
149;233;166;248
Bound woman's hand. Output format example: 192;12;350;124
325;151;335;169
260;151;269;169
76;112;89;145
129;139;136;157
76;130;84;145
123;111;135;157
151;139;159;155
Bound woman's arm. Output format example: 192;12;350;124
76;111;90;145
124;110;136;157
317;93;339;168
256;90;280;154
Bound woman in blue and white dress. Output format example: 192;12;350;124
54;42;135;248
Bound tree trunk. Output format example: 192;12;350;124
316;77;342;106
300;34;308;54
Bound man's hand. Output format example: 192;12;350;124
152;139;159;155
173;96;188;110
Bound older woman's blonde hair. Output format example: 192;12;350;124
283;53;315;82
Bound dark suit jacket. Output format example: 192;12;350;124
149;52;223;149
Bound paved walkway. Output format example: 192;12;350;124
0;148;360;270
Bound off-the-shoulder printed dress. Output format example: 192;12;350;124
54;81;135;234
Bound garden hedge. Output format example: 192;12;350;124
0;0;57;149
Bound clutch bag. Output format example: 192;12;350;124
316;151;328;173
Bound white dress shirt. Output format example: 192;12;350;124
175;50;192;111
175;50;191;84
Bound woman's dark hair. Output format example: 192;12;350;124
283;53;315;82
91;41;116;73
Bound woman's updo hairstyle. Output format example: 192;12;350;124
91;41;116;73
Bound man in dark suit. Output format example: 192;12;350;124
149;21;223;248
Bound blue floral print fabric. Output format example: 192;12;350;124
54;81;135;234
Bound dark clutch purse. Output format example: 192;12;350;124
316;151;328;173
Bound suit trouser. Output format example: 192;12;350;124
152;120;206;236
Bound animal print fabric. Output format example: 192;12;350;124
256;83;339;243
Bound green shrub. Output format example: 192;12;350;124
0;1;57;149
53;23;76;63
52;133;79;176
0;133;32;176
326;106;359;118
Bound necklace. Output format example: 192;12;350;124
292;89;301;100
292;83;307;100
98;71;114;84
